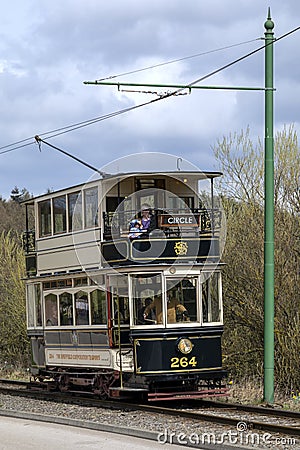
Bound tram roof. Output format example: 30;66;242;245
22;170;222;205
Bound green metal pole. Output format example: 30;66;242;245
83;80;266;91
264;8;275;404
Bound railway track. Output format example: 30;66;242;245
0;378;299;440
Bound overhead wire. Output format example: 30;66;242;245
0;141;35;155
0;25;299;159
0;37;264;155
95;38;261;81
1;40;259;153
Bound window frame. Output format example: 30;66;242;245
38;199;52;237
59;291;74;326
44;293;59;327
68;191;83;232
129;272;163;328
201;271;223;326
164;276;200;328
53;195;67;234
84;187;99;229
37;185;100;238
26;282;43;329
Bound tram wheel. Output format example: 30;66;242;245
58;374;69;392
93;373;114;399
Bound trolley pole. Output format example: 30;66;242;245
264;9;275;404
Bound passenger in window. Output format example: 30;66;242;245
46;309;58;326
61;304;73;325
138;297;156;324
166;295;189;324
144;294;189;324
143;295;163;324
140;205;156;235
128;219;143;240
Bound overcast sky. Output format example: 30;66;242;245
0;0;299;199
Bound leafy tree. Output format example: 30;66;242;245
0;187;33;370
0;232;30;368
0;187;33;241
10;186;32;203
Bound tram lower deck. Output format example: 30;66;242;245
27;265;227;400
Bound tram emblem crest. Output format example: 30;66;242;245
174;241;188;256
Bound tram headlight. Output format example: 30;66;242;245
177;338;193;355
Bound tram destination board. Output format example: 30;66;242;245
158;213;199;227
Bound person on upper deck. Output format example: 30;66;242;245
128;219;144;240
140;204;156;235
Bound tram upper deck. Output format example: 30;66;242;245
22;170;223;277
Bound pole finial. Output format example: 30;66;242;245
265;8;274;31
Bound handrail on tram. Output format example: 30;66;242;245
103;207;221;240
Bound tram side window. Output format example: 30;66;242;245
202;273;222;324
91;290;107;325
131;273;162;325
27;285;34;328
53;195;67;234
39;200;52;237
59;292;73;325
166;277;198;324
75;291;89;325
35;284;42;326
84;188;98;228
68;192;82;231
45;294;58;326
26;283;42;327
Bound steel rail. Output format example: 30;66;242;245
0;381;299;437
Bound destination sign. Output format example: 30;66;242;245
158;214;199;227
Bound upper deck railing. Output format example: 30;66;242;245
103;208;221;240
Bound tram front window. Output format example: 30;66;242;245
166;277;199;324
131;273;162;325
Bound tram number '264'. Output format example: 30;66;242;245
170;356;198;368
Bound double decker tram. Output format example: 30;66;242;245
23;168;227;401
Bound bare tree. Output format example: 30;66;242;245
214;125;300;390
